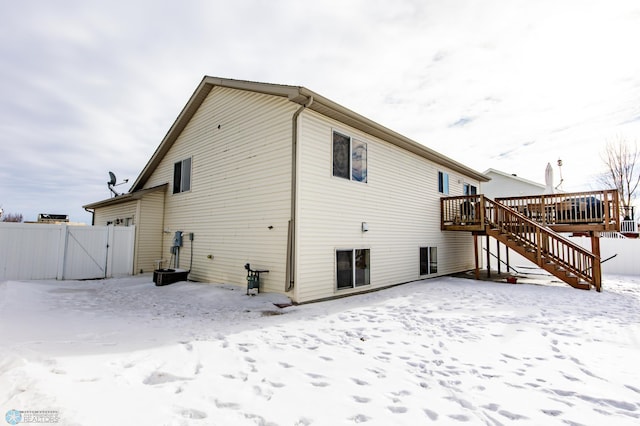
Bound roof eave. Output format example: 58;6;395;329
131;76;488;191
83;183;167;210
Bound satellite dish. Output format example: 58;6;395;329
107;171;128;197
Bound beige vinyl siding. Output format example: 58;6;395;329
143;86;294;291
135;190;165;274
93;202;137;226
295;110;478;303
91;194;165;274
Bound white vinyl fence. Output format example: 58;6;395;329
0;223;135;281
570;236;640;276
482;235;640;277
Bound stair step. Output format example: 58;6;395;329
572;281;591;290
483;210;596;292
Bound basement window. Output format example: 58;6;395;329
420;247;438;275
336;249;370;290
173;158;192;194
333;131;367;183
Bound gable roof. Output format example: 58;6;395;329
130;76;488;191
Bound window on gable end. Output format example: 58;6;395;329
173;158;192;194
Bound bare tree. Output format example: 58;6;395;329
1;212;24;222
600;137;640;219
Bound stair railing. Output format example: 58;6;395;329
483;197;599;288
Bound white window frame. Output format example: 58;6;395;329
419;246;438;276
332;130;368;183
173;157;192;194
464;183;477;195
336;248;370;290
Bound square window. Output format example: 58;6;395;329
464;183;477;195
173;158;192;194
333;131;367;183
337;249;370;290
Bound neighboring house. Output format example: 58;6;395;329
84;76;488;303
481;168;547;200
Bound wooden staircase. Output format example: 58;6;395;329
441;195;601;291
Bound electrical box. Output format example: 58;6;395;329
173;231;183;247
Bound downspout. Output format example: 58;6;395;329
286;95;313;292
84;208;95;225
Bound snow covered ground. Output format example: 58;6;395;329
1;274;639;426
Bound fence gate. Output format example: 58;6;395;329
63;226;110;280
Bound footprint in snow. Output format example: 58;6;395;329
498;409;528;420
447;414;469;421
349;414;371;423
179;408;207;419
423;408;438;420
143;371;191;385
351;378;369;386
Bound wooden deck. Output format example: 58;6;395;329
440;190;620;292
495;190;619;233
442;190;620;234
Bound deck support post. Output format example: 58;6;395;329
496;239;501;274
590;231;602;292
506;246;511;273
486;234;491;278
473;233;480;280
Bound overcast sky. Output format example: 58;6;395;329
1;0;639;223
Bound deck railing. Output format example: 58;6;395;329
440;194;484;229
495;190;619;230
621;219;638;234
483;197;598;288
440;194;600;289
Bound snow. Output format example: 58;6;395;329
1;275;639;425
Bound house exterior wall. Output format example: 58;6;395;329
135;191;165;273
294;110;479;303
481;170;545;199
93;202;137;226
91;193;165;274
142;86;295;291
